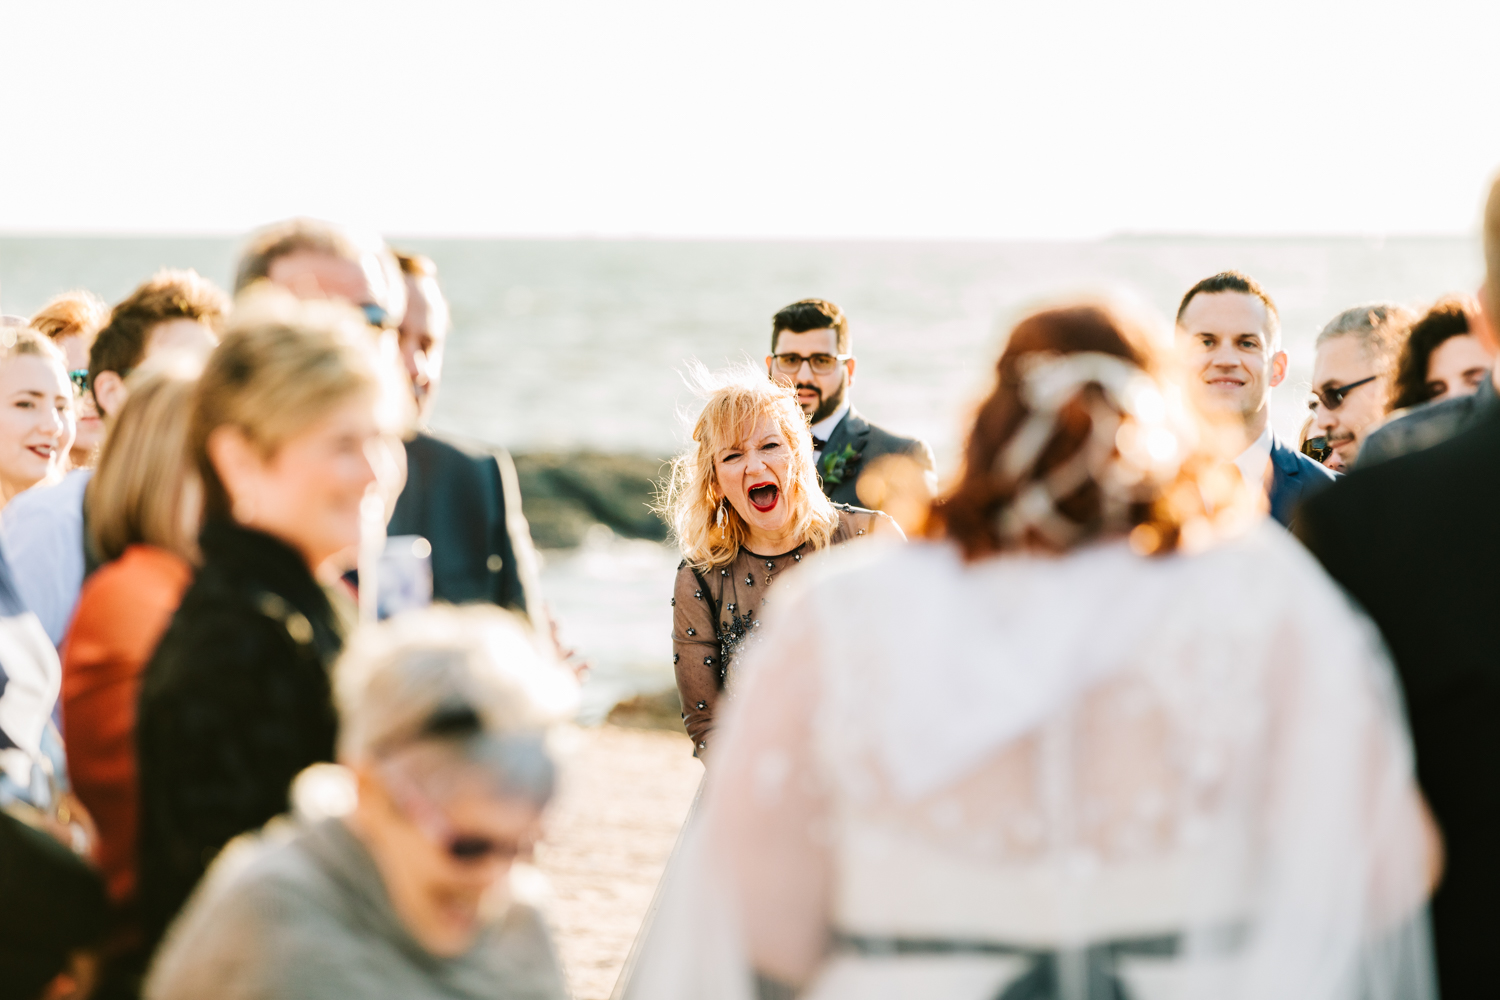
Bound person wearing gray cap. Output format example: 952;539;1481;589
143;606;576;1000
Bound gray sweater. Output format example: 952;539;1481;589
145;817;569;1000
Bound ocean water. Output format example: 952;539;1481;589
0;235;1483;712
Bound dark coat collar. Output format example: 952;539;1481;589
198;519;339;633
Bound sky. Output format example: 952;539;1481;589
3;0;1499;240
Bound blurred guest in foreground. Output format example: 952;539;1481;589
766;299;936;508
664;366;900;758
628;301;1437;1000
1;270;224;649
144;606;573;1000
1298;174;1500;1000
1359;297;1497;467
1174;270;1336;526
60;367;201;998
0;808;108;1000
1308;302;1415;471
386;250;541;616
137;293;402;950
29;290;108;468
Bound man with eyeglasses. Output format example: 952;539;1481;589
1175;271;1336;528
766;299;935;507
1308;303;1416;471
240;221;540;620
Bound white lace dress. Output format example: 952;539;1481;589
623;523;1435;1000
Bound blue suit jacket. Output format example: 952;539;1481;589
1268;432;1338;528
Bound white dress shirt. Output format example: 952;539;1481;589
810;401;851;458
1234;423;1274;496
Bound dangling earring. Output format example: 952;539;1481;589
716;497;727;535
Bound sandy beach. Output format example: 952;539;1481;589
534;723;703;1000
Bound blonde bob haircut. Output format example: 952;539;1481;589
662;363;838;569
87;364;202;565
191;289;408;523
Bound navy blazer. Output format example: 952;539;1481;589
386;432;541;619
1268;432;1338;528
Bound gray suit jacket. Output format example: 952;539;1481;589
816;407;937;507
1358;376;1496;469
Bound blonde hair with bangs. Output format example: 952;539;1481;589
662;364;838;569
88;365;202;564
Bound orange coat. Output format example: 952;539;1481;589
61;544;192;907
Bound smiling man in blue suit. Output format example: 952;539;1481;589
1175;271;1337;528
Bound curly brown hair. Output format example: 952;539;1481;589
1388;298;1470;412
928;302;1246;560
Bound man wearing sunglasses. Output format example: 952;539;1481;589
766;299;935;507
240;221;540;619
1296;173;1500;1000
1308;303;1416;471
1175;271;1336;528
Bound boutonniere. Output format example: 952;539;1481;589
821;442;863;487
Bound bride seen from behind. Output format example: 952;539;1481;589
627;302;1439;1000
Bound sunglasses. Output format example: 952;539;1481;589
772;352;852;376
68;369;89;397
1301;435;1332;463
1310;375;1377;411
383;767;529;865
361;302;397;330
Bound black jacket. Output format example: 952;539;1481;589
1358;375;1496;469
136;520;349;948
1295;406;1500;1000
387;432;539;615
816;407;936;507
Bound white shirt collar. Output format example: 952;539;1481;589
1234;423;1274;491
810;401;851;451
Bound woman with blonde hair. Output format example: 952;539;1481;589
58;365;201;992
136;292;406;951
663;366;900;758
626;302;1437;1000
0;327;74;506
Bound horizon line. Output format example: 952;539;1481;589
0;228;1480;245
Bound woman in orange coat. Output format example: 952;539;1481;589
60;365;200;984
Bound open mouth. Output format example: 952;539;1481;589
26;445;54;461
748;482;779;512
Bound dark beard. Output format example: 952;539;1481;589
805;375;848;424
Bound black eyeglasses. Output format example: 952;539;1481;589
772;352;852;375
68;369;89;397
1310;375;1377;411
1301;435;1332;463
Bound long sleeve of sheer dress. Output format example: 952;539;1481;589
672;565;723;754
